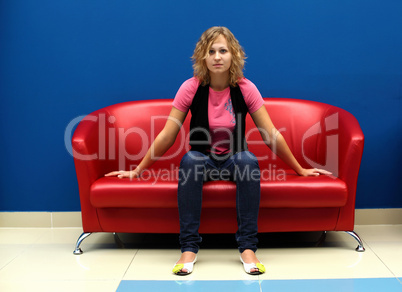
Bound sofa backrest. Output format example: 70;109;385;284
93;98;340;173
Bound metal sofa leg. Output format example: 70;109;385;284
113;232;125;249
345;231;365;252
73;232;92;255
315;231;327;247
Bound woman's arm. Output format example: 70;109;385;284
105;107;187;178
250;105;331;177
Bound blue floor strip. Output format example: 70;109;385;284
117;278;402;292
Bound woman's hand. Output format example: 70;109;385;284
298;168;332;177
104;170;140;179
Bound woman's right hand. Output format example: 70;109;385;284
104;170;140;179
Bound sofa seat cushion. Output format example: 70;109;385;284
90;174;348;209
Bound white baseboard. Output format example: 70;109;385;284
0;209;401;228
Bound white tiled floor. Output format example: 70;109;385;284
0;225;401;291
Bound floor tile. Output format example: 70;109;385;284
123;249;185;281
260;278;402;292
0;228;48;244
120;233;258;281
257;231;394;280
355;225;402;277
0;243;136;281
0;226;401;291
0;228;51;271
258;247;394;280
193;249;257;281
362;241;402;276
117;278;402;292
0;280;120;292
355;225;402;242
117;280;261;292
0;245;28;270
124;248;257;281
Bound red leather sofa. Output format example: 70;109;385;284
72;98;365;254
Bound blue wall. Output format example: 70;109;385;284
1;0;401;211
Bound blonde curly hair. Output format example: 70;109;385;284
192;26;246;87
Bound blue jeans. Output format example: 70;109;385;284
178;150;261;254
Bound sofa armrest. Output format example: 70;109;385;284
337;110;364;183
72;110;112;231
334;108;364;230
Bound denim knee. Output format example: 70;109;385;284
231;151;260;180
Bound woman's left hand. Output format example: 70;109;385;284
298;168;332;177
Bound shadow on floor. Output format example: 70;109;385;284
114;231;328;250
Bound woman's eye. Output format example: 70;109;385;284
209;49;227;55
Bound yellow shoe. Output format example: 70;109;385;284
172;256;197;276
240;256;266;275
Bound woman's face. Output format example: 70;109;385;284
205;34;232;76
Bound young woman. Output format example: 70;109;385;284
106;26;330;275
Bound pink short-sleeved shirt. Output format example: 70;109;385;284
173;77;264;154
